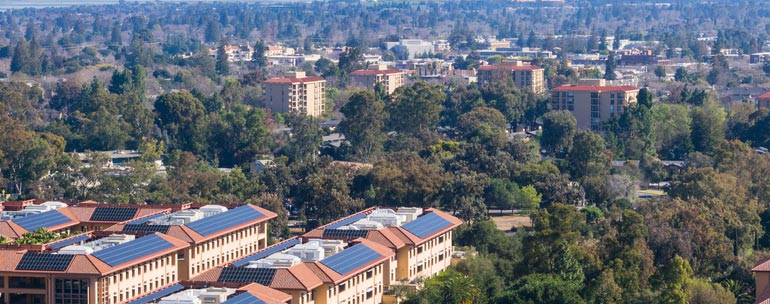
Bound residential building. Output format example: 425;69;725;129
477;62;546;94
350;65;406;94
750;52;770;64
550;79;640;131
618;49;658;65
189;237;394;304
0;232;190;304
264;71;326;117
209;45;254;62
384;39;434;59
303;207;462;284
758;92;770;109
754;258;770;304
105;204;277;281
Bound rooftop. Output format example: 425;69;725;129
551;84;639;92
350;69;404;76
263;76;325;84
477;65;543;71
758;92;770;99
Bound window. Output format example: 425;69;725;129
339;282;347;292
366;270;373;279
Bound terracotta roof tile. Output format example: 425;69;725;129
67;255;103;275
367;229;406;249
238;283;292;304
0;250;25;271
551;85;639;92
477;65;542;71
350;69;403;76
68;206;96;222
0;222;24;239
754;256;770;271
272;264;322;290
264;76;325;84
190;267;224;283
758;92;770;100
134;208;170;219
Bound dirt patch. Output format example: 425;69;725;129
491;215;532;231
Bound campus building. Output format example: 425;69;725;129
476;63;546;94
264;71;326;117
550;79;640;131
350;66;406;95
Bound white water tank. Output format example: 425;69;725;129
396;207;423;223
286;242;325;261
200;205;228;217
247;253;301;268
352;219;385;230
169;210;203;224
40;201;68;209
57;245;94;255
367;209;403;227
198;287;235;304
308;239;345;256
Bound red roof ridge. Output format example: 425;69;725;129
264;76;325;84
350;69;403;75
758;92;770;99
552;85;639;92
238;283;292;304
478;65;542;71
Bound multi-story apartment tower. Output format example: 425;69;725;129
264;71;326;117
550;79;639;131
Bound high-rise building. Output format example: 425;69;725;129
550;79;639;131
350;65;406;95
264;72;326;117
477;62;546;94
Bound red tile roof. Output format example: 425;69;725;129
477;65;542;71
237;283;292;304
350;69;403;76
551;85;639;92
263;76;325;84
753;256;770;271
758;92;770;100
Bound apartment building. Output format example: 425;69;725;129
758;92;770;109
105;204;277;281
350;65;406;95
0;232;189;304
550;79;640;131
0;201;170;241
476;63;546;94
264;71;326;117
303;207;462;284
188;237;394;304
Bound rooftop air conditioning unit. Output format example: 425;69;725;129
352;219;385;230
396;207;423;223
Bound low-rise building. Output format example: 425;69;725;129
750;52;770;64
758;92;770;109
477;62;546;94
264;71;326;117
350;65;406;94
550;79;640;131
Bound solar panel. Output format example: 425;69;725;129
322;229;369;239
16;253;75;271
126;213;167;225
326;213;366;229
92;234;174;267
126;283;184;304
401;212;452;239
90;207;138;222
123;224;171;234
222;293;268;304
218;268;277;285
49;234;90;249
320;244;382;276
186;205;265;236
13;210;73;231
231;238;301;267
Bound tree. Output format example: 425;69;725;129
252;39;267;67
154;91;208;153
675;67;688;82
458;106;508;149
386;82;445;135
763;62;770;76
282;114;322;163
366;152;444;207
496;274;585;304
294;164;364;225
339;91;386;161
604;53;617;80
655;65;667;81
338;46;364;75
690;99;726;153
541;110;576;156
651;256;693;304
216;38;230;75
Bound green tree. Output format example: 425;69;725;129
690;99;726;153
339;91;386;161
675;67;689;82
654;65;667;81
216;38;230;75
496;274;585;304
568;131;610;179
458;106;508;149
541;110;576;156
252;39;267;67
154;91;208;153
282;114;322;163
386;82;445;135
652;256;693;304
604;53;617;80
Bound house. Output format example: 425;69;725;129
477;62;546;93
758;92;770;109
550;79;640;131
264;72;326;117
350;65;406;94
750;52;770;64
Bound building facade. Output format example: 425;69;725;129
264;72;326;117
350;66;406;95
550;79;640;131
758;92;770;109
476;63;546;94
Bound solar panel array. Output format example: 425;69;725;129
401;212;451;239
222;293;268;304
231;238;301;267
126;284;184;304
218;267;277;285
320;244;382;276
90;207;138;222
49;234;90;249
92;234;174;267
123;224;171;234
322;229;369;239
186;205;265;236
326;213;366;229
16;253;75;271
126;213;167;225
13;210;73;231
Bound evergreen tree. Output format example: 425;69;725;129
604;53;617;80
216;38;230;75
